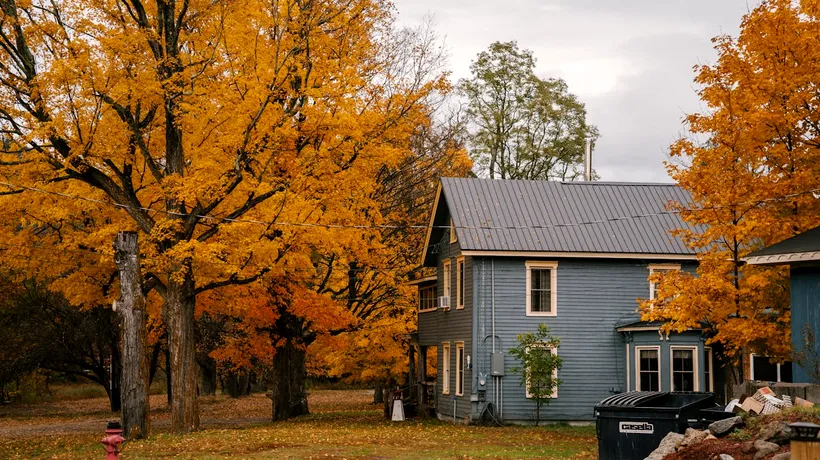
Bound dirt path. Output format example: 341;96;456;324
0;416;271;438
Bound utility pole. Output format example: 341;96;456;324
113;232;149;438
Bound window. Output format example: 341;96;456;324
525;261;558;316
449;218;457;243
442;260;451;305
671;346;698;391
455;342;464;396
648;264;680;299
525;345;559;399
636;347;661;392
419;285;436;312
456;257;465;309
750;354;793;383
442;342;450;394
704;347;713;392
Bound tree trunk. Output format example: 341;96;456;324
113;232;149;439
164;346;172;406
373;381;384;404
270;340;309;421
199;359;218;396
165;274;200;432
108;351;122;412
223;371;251;398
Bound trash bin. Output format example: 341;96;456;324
594;391;717;460
699;406;735;427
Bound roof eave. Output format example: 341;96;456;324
419;183;443;267
744;251;820;266
459;250;698;260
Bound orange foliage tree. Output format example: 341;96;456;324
309;106;471;392
641;0;820;380
0;0;447;431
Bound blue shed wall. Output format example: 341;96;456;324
790;266;820;383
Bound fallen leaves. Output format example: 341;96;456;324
0;389;597;459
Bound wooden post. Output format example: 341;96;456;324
417;346;427;405
791;440;820;460
114;232;150;439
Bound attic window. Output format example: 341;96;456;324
449;218;457;243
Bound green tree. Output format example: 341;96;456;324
459;41;598;180
509;324;562;426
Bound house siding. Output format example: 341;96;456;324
469;257;699;422
417;223;473;421
790;266;820;383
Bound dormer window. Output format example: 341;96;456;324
449;218;457;243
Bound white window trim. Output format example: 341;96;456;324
449;218;457;243
442;259;451;304
749;353;788;382
419;285;437;313
442;342;450;395
455;341;464;396
456;257;465;309
635;345;662;392
704;347;714;392
525;261;558;317
626;343;631;391
525;344;559;399
648;263;681;299
670;346;699;392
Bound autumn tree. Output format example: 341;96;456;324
459;41;598;180
641;0;820;382
200;24;470;418
0;0;446;432
310;103;471;392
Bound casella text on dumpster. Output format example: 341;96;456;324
618;422;655;434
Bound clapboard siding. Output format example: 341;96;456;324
470;257;698;422
790;267;820;383
417;224;473;420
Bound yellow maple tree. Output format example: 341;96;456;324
0;0;447;431
641;0;820;379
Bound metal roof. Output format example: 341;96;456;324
745;226;820;265
439;177;698;256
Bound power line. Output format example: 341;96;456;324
1;179;818;232
0;181;820;234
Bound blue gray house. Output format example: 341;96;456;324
413;178;719;423
746;226;820;384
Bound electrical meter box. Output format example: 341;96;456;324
491;352;505;376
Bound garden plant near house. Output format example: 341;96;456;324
509;324;563;426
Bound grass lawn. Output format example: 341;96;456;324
0;389;597;459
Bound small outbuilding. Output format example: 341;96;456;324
746;226;820;383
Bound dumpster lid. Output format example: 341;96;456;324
596;391;664;408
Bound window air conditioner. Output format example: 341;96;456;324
438;296;450;310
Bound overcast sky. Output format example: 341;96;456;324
391;0;754;182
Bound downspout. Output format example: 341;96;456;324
492;258;496;353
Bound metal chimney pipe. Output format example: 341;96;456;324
584;139;593;181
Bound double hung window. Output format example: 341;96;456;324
525;261;558;316
637;347;661;392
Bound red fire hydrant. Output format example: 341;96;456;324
101;421;125;459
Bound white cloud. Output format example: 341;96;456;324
391;0;753;182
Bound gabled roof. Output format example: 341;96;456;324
422;178;699;266
745;226;820;266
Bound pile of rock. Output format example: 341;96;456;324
642;418;794;460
